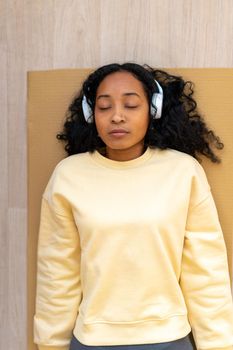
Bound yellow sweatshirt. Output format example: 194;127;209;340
34;146;233;350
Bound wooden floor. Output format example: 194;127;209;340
1;1;233;349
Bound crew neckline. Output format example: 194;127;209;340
89;146;156;169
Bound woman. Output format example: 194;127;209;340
33;63;233;350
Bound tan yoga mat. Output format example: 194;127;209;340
27;68;233;350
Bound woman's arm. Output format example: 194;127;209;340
34;196;82;350
180;187;233;350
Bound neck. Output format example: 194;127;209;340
105;144;147;162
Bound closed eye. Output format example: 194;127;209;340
98;106;138;110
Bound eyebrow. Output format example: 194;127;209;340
96;92;141;100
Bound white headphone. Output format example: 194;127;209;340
82;79;163;123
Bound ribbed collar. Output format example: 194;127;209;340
89;146;156;169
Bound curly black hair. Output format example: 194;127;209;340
56;62;224;163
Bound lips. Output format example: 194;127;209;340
109;129;129;138
109;129;129;134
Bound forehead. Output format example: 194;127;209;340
96;71;146;96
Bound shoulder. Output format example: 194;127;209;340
42;152;91;197
150;147;210;190
151;147;201;168
48;152;93;180
54;152;90;171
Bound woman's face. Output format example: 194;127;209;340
94;71;150;161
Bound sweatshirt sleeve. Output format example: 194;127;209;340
33;195;82;350
180;161;233;350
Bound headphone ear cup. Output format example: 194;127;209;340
82;95;93;123
150;93;157;118
150;93;163;119
151;80;163;119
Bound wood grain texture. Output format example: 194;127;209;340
8;208;27;350
1;0;233;349
100;0;233;67
0;0;10;349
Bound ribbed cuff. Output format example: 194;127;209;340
38;345;69;350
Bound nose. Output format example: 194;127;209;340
111;107;126;123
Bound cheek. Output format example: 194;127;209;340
94;115;106;135
138;112;150;131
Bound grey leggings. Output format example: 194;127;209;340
69;333;194;350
